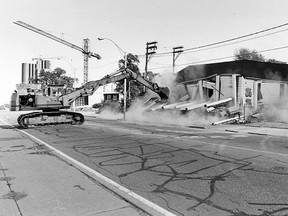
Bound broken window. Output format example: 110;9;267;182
245;88;252;97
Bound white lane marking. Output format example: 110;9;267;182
0;119;176;216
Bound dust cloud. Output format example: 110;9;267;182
260;70;288;123
124;69;221;126
97;69;220;126
96;109;123;120
261;95;288;123
126;102;220;126
153;69;185;103
97;68;288;126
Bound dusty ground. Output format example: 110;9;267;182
246;120;288;129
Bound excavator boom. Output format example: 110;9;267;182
60;68;169;106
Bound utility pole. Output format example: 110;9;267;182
83;38;90;105
98;37;127;119
172;46;184;73
144;41;157;92
123;53;127;120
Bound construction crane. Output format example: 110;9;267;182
13;20;101;83
31;56;65;61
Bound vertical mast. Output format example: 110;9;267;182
83;39;89;83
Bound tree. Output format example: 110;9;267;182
234;48;265;62
37;67;77;87
234;48;286;64
115;53;144;108
266;58;287;64
118;53;140;72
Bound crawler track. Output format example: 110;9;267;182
17;111;85;128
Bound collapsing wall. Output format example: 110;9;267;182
125;60;288;125
146;73;288;124
147;60;288;123
188;74;288;109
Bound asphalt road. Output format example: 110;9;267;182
2;111;288;216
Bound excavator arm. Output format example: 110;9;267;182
59;71;129;106
125;68;169;101
60;68;169;106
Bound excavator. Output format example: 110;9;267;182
10;68;169;128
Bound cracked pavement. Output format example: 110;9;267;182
22;116;288;216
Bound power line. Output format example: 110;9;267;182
144;44;288;72
94;43;288;72
140;22;288;57
95;23;288;72
184;22;288;52
183;28;288;54
95;44;288;72
257;45;288;54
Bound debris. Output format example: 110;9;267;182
227;106;242;115
144;100;159;111
150;103;168;111
204;97;232;108
176;101;198;109
142;70;288;127
212;115;244;125
143;97;159;106
178;94;190;102
180;102;207;111
162;102;186;110
206;107;215;112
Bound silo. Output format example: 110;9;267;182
21;63;29;84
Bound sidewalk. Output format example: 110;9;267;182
0;123;146;216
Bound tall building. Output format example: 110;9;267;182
21;59;50;84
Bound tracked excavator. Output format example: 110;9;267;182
10;68;169;128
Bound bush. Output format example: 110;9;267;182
92;103;103;109
92;101;122;113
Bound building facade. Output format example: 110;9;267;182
147;60;288;116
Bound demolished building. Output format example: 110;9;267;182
148;60;288;124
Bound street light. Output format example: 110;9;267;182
98;37;127;119
98;38;125;56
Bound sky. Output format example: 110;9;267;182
1;0;288;105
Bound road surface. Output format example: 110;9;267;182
1;110;288;216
